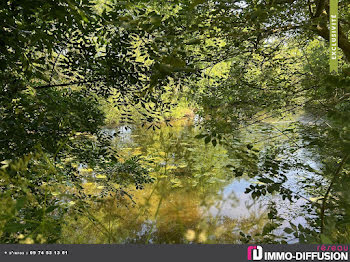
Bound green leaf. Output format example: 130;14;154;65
194;134;207;139
262;222;278;235
4;223;28;233
46;205;59;213
290;222;297;231
283;227;294;234
258;177;274;184
267;184;280;193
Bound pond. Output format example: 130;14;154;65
61;115;322;244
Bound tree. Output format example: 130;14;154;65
1;0;349;243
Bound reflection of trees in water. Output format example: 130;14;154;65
62;116;345;244
61;120;273;243
62;181;270;243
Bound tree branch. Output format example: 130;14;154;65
314;0;327;18
310;0;350;62
313;23;350;62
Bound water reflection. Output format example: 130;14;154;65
62;116;320;243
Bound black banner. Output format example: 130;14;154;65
0;244;348;262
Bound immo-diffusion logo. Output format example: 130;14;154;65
247;245;349;261
247;246;263;261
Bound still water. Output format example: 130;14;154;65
62;116;321;243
